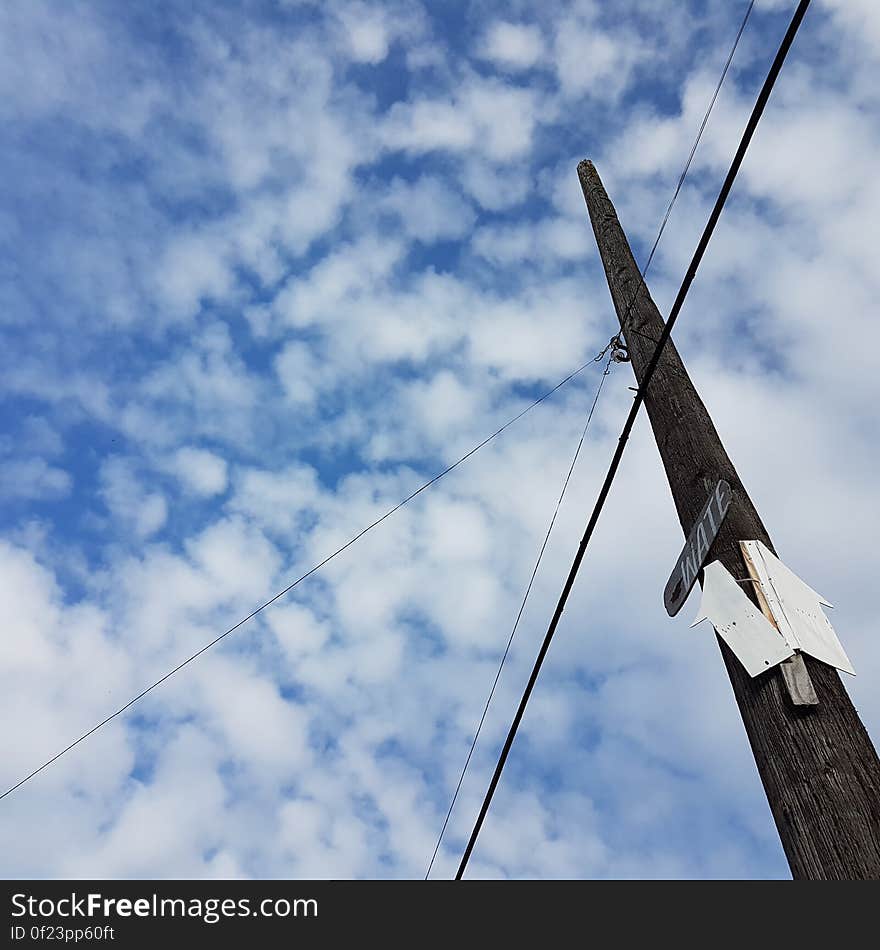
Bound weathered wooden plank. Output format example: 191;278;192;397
780;655;820;707
740;540;819;707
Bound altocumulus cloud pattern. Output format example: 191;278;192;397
1;0;879;879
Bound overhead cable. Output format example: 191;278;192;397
455;0;813;879
0;352;605;803
425;354;614;878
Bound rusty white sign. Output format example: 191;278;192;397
664;479;732;617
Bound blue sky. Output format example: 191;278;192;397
1;0;879;879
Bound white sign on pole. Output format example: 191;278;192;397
692;561;794;676
691;543;855;678
740;540;855;675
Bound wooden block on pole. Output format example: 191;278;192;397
739;540;818;707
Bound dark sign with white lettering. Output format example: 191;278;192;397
664;480;732;617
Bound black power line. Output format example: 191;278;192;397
426;0;756;878
454;0;813;880
425;354;615;879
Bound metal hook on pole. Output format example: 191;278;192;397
611;339;630;363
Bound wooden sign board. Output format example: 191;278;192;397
664;480;732;617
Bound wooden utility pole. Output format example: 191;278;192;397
578;159;880;879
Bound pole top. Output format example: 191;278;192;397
577;160;600;190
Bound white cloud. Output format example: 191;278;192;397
0;458;71;501
382;176;476;242
553;15;645;100
274;340;325;407
170;447;229;497
99;457;167;539
228;464;320;536
135;323;261;448
155;232;235;319
184;516;281;601
265;602;331;662
272;237;404;331
336;2;392;64
403;371;481;443
472;216;589;266
383;78;541;161
482;22;545;71
821;0;880;49
383;98;475;153
459;158;532;212
465;283;599;381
